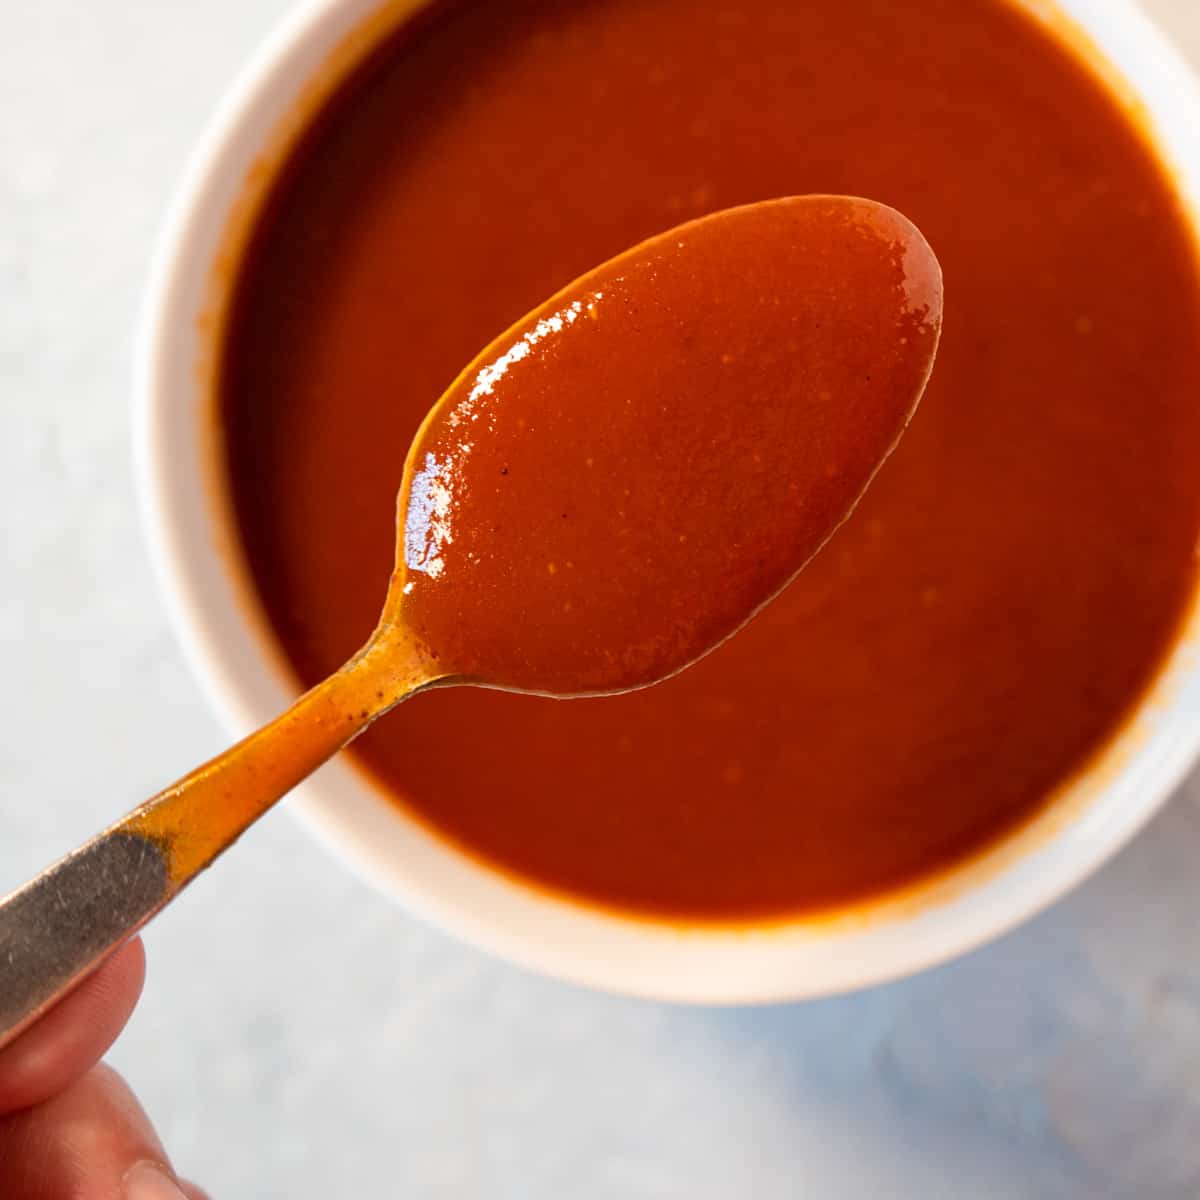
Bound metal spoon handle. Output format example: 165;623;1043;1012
0;633;426;1051
0;831;171;1047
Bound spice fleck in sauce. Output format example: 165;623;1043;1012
222;0;1200;920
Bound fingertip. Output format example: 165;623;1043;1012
0;937;147;1114
103;936;148;1019
119;935;148;996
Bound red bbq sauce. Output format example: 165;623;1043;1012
221;0;1200;920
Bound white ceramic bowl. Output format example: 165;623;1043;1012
135;0;1200;1003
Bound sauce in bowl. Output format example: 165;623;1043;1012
221;0;1200;921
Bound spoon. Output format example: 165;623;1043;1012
0;194;941;1046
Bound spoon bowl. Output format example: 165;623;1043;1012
390;195;941;695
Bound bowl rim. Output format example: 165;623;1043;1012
134;0;1200;1003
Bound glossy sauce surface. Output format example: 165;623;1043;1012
396;197;940;696
222;0;1200;920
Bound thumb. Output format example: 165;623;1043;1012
0;1062;207;1200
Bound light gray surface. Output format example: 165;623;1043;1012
3;1;1200;1196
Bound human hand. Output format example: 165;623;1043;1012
0;939;207;1199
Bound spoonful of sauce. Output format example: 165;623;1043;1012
0;195;941;1044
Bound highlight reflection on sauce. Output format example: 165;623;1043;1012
403;294;602;585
